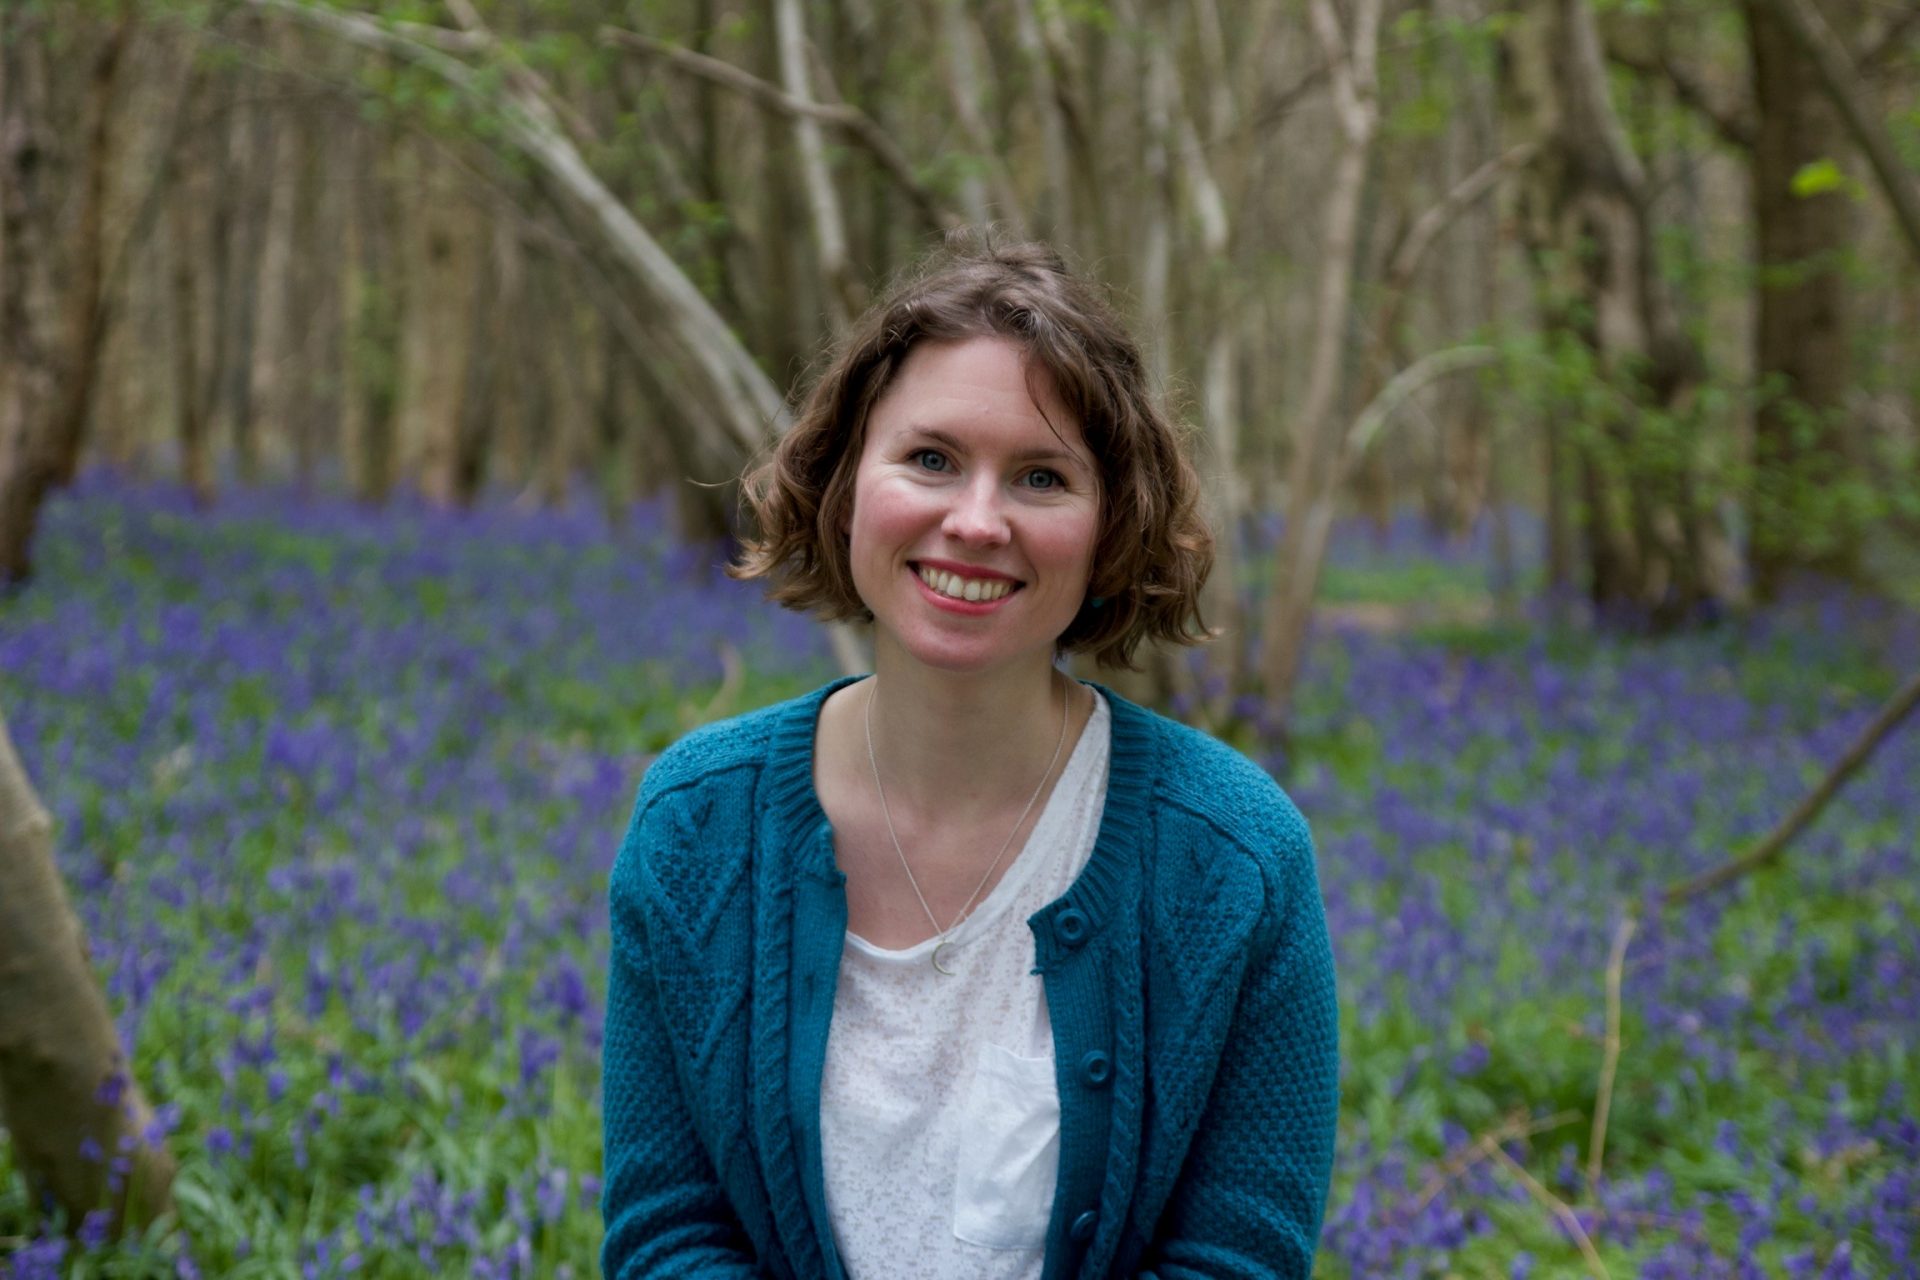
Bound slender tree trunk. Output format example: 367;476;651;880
0;700;177;1234
167;144;213;506
0;8;128;583
0;9;59;586
213;26;273;486
1744;0;1856;595
1256;0;1382;719
397;148;483;507
340;126;399;504
46;13;129;489
250;25;300;480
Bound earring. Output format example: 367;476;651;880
1089;596;1107;609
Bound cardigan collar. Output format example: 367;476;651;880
760;673;1160;937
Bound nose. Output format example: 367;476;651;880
941;475;1011;547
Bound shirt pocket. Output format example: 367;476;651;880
951;1042;1060;1250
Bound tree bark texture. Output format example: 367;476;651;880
1256;0;1382;720
0;7;128;584
0;701;177;1232
397;147;484;507
168;136;214;507
1745;0;1862;594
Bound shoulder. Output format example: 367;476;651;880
638;698;788;803
615;679;844;888
1101;690;1318;930
1114;693;1312;863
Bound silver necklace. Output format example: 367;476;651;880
863;673;1071;975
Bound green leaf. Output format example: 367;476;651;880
1789;158;1845;198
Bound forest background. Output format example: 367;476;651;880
2;0;1918;1274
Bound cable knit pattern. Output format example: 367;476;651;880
602;678;1339;1280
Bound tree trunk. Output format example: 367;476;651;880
0;7;128;584
167;149;213;506
0;700;177;1233
212;25;273;487
341;126;399;505
1256;0;1382;720
1744;0;1856;594
771;0;859;329
1507;0;1714;627
45;13;129;489
0;8;58;587
249;25;301;482
397;147;483;507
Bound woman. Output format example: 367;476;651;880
601;238;1338;1279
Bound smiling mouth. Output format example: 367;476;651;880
911;563;1023;603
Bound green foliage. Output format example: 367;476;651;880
1789;157;1850;200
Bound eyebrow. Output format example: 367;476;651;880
905;427;1092;471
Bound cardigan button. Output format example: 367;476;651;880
1070;1209;1099;1243
1080;1050;1112;1087
1055;908;1089;947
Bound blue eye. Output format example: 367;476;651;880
913;449;950;472
1024;469;1064;491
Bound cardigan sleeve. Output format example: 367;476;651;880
600;792;769;1280
1137;817;1340;1279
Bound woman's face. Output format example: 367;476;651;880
846;336;1100;678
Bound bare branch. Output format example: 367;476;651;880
441;0;600;146
1342;345;1500;460
389;19;482;56
1605;45;1755;151
600;26;956;233
1387;143;1537;286
1861;8;1920;74
1413;1109;1582;1211
1665;670;1920;905
1587;914;1636;1191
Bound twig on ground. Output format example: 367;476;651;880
1489;1144;1612;1280
1664;670;1920;905
1587;914;1636;1191
1413;1109;1581;1211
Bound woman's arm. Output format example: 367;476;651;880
1138;823;1341;1279
600;797;768;1279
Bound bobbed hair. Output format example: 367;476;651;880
729;232;1214;671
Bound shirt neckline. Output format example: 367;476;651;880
843;689;1111;960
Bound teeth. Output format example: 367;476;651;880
918;566;1014;602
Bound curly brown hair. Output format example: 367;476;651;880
729;233;1214;670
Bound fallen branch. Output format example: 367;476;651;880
1489;1143;1611;1280
599;26;955;234
1664;670;1920;905
1587;914;1636;1190
1413;1108;1581;1210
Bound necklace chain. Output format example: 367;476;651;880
863;673;1071;973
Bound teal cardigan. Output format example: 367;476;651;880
600;678;1338;1279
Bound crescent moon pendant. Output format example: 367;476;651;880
931;939;957;976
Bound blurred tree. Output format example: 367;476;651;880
1506;0;1721;628
0;3;131;583
0;699;176;1235
1745;0;1858;596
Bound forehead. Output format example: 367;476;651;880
864;337;1087;453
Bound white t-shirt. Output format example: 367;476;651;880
820;689;1111;1280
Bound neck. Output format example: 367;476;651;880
863;642;1069;824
